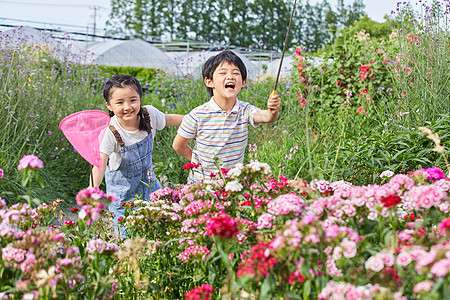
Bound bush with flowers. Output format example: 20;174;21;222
2;146;450;299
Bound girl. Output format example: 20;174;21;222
92;75;183;237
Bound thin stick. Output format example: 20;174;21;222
89;164;93;187
273;0;298;93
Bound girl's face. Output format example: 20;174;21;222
205;61;246;101
106;85;141;123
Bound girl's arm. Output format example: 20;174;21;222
172;134;192;161
91;152;109;188
253;92;281;124
165;114;184;127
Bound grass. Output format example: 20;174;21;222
1;0;449;206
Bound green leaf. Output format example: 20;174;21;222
260;275;275;299
303;279;311;300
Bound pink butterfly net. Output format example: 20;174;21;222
59;110;110;169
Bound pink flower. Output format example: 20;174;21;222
429;259;450;277
413;280;434;293
438;218;450;235
356;106;363;114
17;155;43;171
256;213;275;229
267;193;305;216
365;255;384;272
0;168;3;178
396;252;412;267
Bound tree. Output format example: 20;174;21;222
250;0;291;51
106;0;166;40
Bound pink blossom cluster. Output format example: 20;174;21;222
310;179;332;193
388;174;415;195
330;180;352;192
267;193;306;216
86;239;119;254
1;202;42;228
76;187;117;206
177;245;211;262
17;154;43;170
318;281;405;300
412;167;446;181
149;187;181;203
364;241;450;279
184;200;224;217
181;212;212;235
256;213;275;229
402;184;448;211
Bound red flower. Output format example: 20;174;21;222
206;213;239;239
184;283;214;300
71;207;79;213
288;271;306;285
64;220;76;226
380;194;402;208
237;242;278;278
356;107;363;114
183;162;201;169
118;217;124;223
359;65;371;81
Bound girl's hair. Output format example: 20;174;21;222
103;74;149;132
201;50;247;97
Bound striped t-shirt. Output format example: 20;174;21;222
178;97;260;182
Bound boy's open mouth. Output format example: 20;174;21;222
225;83;235;90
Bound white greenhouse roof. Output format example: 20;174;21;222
166;50;262;81
80;39;174;71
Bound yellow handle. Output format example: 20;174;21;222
269;90;277;111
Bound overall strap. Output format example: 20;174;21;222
108;124;125;147
141;107;152;134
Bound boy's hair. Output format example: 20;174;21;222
103;74;149;132
202;50;247;97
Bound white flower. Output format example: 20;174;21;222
227;167;242;178
380;170;394;178
78;209;87;220
225;181;243;192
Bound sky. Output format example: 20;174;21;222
0;0;399;37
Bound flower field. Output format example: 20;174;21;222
1;0;450;299
1;159;450;299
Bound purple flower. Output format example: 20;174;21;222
17;155;43;171
0;168;3;178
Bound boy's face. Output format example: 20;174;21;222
205;61;246;101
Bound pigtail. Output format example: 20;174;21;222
138;107;150;132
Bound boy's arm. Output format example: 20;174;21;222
90;152;109;188
165;114;184;127
253;92;281;124
172;134;193;161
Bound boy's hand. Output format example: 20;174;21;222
268;92;281;115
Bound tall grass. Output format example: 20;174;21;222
1;0;449;205
0;28;107;204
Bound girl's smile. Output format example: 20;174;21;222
106;86;142;129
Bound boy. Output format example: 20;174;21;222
172;50;281;183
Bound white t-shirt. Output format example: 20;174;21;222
100;105;166;170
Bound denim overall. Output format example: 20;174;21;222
105;108;162;238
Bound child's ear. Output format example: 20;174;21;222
105;102;112;111
242;79;247;87
204;77;214;88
